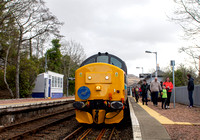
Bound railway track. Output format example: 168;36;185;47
0;108;75;140
63;126;116;140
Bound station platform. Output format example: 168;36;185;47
128;96;171;140
0;96;75;109
0;97;75;126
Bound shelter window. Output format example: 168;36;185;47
97;56;108;63
58;77;60;87
52;76;55;87
55;77;57;87
111;57;122;68
60;78;63;88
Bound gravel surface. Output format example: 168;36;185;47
146;100;200;140
115;107;133;140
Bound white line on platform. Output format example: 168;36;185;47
128;97;142;140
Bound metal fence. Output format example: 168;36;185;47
171;85;200;106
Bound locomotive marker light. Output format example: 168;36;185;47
105;76;109;80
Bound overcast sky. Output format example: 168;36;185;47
45;0;188;76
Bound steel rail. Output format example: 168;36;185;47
96;128;106;140
77;128;92;140
108;127;115;140
63;126;83;140
4;110;75;140
1;107;74;133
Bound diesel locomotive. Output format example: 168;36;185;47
73;52;127;124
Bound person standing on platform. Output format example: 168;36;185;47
160;81;163;89
187;74;194;108
139;87;142;97
134;86;139;103
150;77;162;106
161;85;167;109
163;77;173;109
141;79;149;105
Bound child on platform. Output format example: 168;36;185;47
161;85;167;109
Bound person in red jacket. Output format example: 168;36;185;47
163;77;173;108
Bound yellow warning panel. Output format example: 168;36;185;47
76;110;93;124
105;110;123;124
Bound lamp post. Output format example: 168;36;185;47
45;50;56;72
145;51;158;77
44;50;56;98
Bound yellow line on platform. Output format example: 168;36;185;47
133;98;200;125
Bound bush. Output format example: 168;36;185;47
69;80;75;95
0;57;39;98
19;57;39;97
0;70;6;89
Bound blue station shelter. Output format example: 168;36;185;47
32;71;64;98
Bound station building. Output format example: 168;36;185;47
32;71;64;98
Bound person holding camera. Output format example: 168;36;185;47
163;77;173;108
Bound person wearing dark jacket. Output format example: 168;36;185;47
141;80;149;105
187;74;194;108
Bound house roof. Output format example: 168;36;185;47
146;70;165;78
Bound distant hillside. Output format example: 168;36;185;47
127;74;140;86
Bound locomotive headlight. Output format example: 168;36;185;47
105;76;109;80
96;85;101;91
88;76;92;80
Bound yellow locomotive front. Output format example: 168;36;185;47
73;53;127;124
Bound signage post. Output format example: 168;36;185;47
171;60;175;108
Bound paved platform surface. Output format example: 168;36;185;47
128;97;171;140
0;97;74;108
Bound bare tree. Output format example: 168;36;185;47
3;0;63;98
61;40;86;96
4;38;14;98
172;0;200;72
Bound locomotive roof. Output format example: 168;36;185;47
80;52;127;73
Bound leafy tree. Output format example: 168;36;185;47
19;57;39;97
0;1;19;98
46;39;62;73
163;64;198;87
69;80;75;96
0;56;39;98
1;0;63;98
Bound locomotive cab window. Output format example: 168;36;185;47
84;58;96;65
111;57;122;68
97;56;108;63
